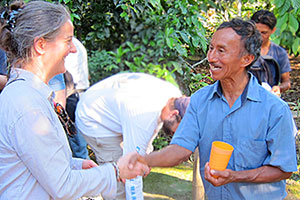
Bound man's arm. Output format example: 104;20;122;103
271;72;290;95
0;74;7;90
204;162;292;187
279;71;291;92
145;144;192;167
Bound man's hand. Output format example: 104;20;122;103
204;162;234;187
117;152;150;180
271;85;281;96
82;159;98;169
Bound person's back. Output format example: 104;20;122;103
76;72;182;142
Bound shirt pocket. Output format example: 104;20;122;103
233;139;268;170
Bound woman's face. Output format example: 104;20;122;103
43;19;77;78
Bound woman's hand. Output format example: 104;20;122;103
82;159;98;169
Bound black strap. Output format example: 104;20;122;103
6;78;25;86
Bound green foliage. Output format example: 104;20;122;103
272;0;300;55
4;0;299;90
152;134;170;151
189;73;213;93
75;0;210;95
88;50;119;85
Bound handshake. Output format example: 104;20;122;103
82;152;150;182
115;152;150;182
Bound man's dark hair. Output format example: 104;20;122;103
217;18;262;69
161;96;190;136
251;10;277;30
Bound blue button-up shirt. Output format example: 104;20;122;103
171;73;297;200
0;69;117;200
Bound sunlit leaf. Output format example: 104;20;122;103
192;36;200;47
277;13;289;28
166;37;174;49
292;37;300;54
274;0;285;8
175;43;187;57
291;0;300;9
178;31;190;44
288;13;299;35
279;1;291;16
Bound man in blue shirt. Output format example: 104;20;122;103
251;10;291;96
144;18;297;199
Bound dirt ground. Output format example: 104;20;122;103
281;56;300;106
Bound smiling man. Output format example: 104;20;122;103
144;18;298;199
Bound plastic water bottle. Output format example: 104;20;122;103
128;146;141;200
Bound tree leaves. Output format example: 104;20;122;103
288;13;299;35
292;37;300;54
291;0;300;9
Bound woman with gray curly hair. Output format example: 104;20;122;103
0;1;149;199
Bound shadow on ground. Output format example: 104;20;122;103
143;171;192;200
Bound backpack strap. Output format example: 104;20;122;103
261;55;281;86
249;55;281;87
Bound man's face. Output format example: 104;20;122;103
207;28;246;81
162;117;180;136
255;23;275;45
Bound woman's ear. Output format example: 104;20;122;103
33;37;46;55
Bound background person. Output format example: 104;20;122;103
0;1;148;199
76;72;190;200
0;48;7;91
65;37;89;94
251;9;291;96
49;73;67;107
63;37;90;159
143;18;297;199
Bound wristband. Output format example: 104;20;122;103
112;162;120;182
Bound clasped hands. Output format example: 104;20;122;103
82;152;150;182
117;152;150;182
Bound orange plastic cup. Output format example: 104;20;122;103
209;141;234;176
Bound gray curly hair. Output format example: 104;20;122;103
0;0;70;68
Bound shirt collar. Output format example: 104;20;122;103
209;72;261;103
9;68;54;103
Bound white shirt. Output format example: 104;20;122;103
65;37;90;90
75;73;181;200
0;69;117;200
76;72;182;155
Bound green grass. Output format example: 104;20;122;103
143;163;193;200
143;163;300;200
286;179;300;200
